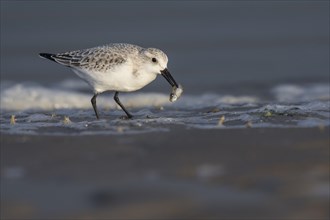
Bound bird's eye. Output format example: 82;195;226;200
152;58;157;63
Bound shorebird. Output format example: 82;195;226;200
39;43;182;119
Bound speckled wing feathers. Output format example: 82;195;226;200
51;53;83;67
52;44;142;72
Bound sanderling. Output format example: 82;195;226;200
39;43;183;119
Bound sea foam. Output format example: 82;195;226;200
0;81;259;111
1;80;329;135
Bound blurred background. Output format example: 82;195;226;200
1;1;329;219
1;1;329;94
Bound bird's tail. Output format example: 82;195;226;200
39;53;56;62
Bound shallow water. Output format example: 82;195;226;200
1;1;329;135
1;3;329;219
1;80;329;135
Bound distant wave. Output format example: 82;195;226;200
1;80;329;111
272;84;330;102
0;80;259;111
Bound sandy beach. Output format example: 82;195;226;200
1;1;329;219
1;126;329;219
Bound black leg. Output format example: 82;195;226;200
91;94;100;119
114;91;133;119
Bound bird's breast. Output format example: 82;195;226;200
101;66;157;92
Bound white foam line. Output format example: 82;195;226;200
272;84;330;102
0;83;259;111
0;84;171;111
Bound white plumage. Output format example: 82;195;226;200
40;43;182;119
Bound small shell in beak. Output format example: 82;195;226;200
170;84;183;102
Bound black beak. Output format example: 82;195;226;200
161;68;178;88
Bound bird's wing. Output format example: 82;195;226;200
50;47;127;72
50;50;87;67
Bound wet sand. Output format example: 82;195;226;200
1;1;329;219
1;126;329;219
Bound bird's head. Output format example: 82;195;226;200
141;48;178;87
